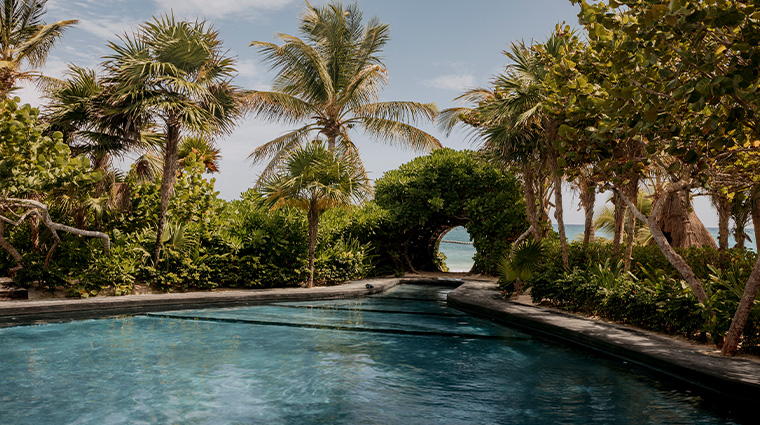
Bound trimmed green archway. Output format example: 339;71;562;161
374;148;527;274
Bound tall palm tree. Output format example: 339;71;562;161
247;1;439;179
44;66;147;172
261;141;370;287
103;15;242;264
0;0;77;96
440;34;570;266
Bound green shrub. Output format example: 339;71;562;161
527;240;758;343
77;243;144;297
315;238;370;284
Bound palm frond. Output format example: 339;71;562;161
352;101;438;124
355;117;441;151
242;90;318;124
253;34;334;103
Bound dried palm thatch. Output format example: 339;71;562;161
110;182;131;212
656;190;716;248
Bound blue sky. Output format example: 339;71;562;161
18;0;720;226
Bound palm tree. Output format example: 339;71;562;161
247;1;439;179
178;136;222;174
103;15;242;264
731;193;752;249
261;141;370;287
44;66;146;172
595;191;653;245
0;0;77;96
440;34;571;266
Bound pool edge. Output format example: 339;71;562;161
447;280;760;405
0;277;419;326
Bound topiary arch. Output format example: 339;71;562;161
374;148;527;274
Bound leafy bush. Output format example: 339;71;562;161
12;253;68;292
374;148;527;273
315;238;370;284
528;240;758;343
77;242;144;296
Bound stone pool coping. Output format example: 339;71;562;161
447;280;760;404
0;277;406;326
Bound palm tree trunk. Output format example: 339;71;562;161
623;211;636;271
623;178;639;271
27;193;44;252
523;163;541;240
0;68;15;98
579;177;596;246
537;173;551;239
152;118;181;264
29;214;40;251
612;191;626;255
307;205;319;288
548;150;568;268
714;194;731;250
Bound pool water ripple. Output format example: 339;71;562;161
0;284;749;424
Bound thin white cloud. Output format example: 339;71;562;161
234;58;269;89
77;16;142;41
421;74;476;92
153;0;295;20
13;57;72;108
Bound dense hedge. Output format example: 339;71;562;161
374;148;527;273
5;160;377;296
525;241;760;351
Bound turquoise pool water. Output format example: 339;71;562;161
0;285;746;424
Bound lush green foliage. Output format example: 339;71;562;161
5;159;382;295
0;98;99;195
374;148;527;273
525;241;760;350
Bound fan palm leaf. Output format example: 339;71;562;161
261;141;370;288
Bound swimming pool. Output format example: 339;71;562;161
0;285;746;424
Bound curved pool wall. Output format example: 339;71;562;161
0;282;752;424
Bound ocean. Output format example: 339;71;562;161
438;224;757;272
560;224;756;251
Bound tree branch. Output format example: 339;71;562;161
609;180;708;304
1;198;110;256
